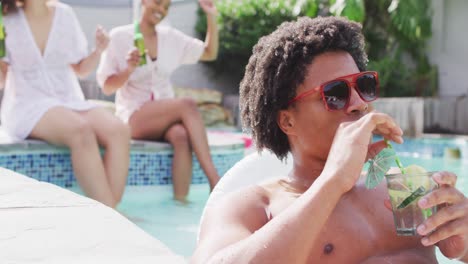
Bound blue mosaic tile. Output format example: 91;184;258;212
0;145;245;188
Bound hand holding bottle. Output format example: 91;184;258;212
126;48;140;74
0;2;6;58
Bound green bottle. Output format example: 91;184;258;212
0;3;6;58
134;21;146;66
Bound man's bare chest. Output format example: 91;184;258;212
267;187;431;263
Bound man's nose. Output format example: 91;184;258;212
346;86;368;114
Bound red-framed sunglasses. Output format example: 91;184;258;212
288;71;379;111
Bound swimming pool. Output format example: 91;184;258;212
114;140;468;263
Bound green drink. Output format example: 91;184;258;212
386;170;438;236
133;21;146;66
0;3;6;58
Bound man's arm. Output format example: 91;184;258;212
192;172;345;264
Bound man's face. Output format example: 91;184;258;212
282;51;370;159
142;0;170;24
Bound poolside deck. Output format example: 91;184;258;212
0;167;186;263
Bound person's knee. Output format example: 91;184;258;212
67;119;96;147
180;97;198;112
167;124;189;147
107;120;131;143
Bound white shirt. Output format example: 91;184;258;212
97;24;204;123
1;3;96;139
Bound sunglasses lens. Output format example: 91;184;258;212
356;73;378;101
323;81;349;110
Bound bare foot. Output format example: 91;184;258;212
174;195;189;204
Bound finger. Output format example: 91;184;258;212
366;140;388;160
417;202;467;236
383;199;392;211
374;123;403;139
380;133;403;145
378;134;403;145
418;187;466;209
387;134;404;144
379;122;404;136
432;172;457;187
374;124;403;139
420;217;468;246
375;126;390;135
127;56;138;64
361;113;403;140
361;112;395;130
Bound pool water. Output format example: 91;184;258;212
117;184;210;257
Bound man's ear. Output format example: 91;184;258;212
277;109;296;136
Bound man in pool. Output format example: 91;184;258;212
192;17;468;263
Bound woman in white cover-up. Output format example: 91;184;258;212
0;0;130;208
97;0;220;202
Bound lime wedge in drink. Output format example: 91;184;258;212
397;186;426;209
404;164;427;174
388;189;410;201
404;164;431;190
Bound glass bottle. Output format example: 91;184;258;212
134;21;146;66
0;3;6;58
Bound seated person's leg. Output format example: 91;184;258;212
164;124;192;202
29;106;116;207
129;98;220;191
79;107;131;204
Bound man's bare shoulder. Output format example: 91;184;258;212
196;182;279;254
202;178;287;229
214;180;277;214
194;181;280;263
